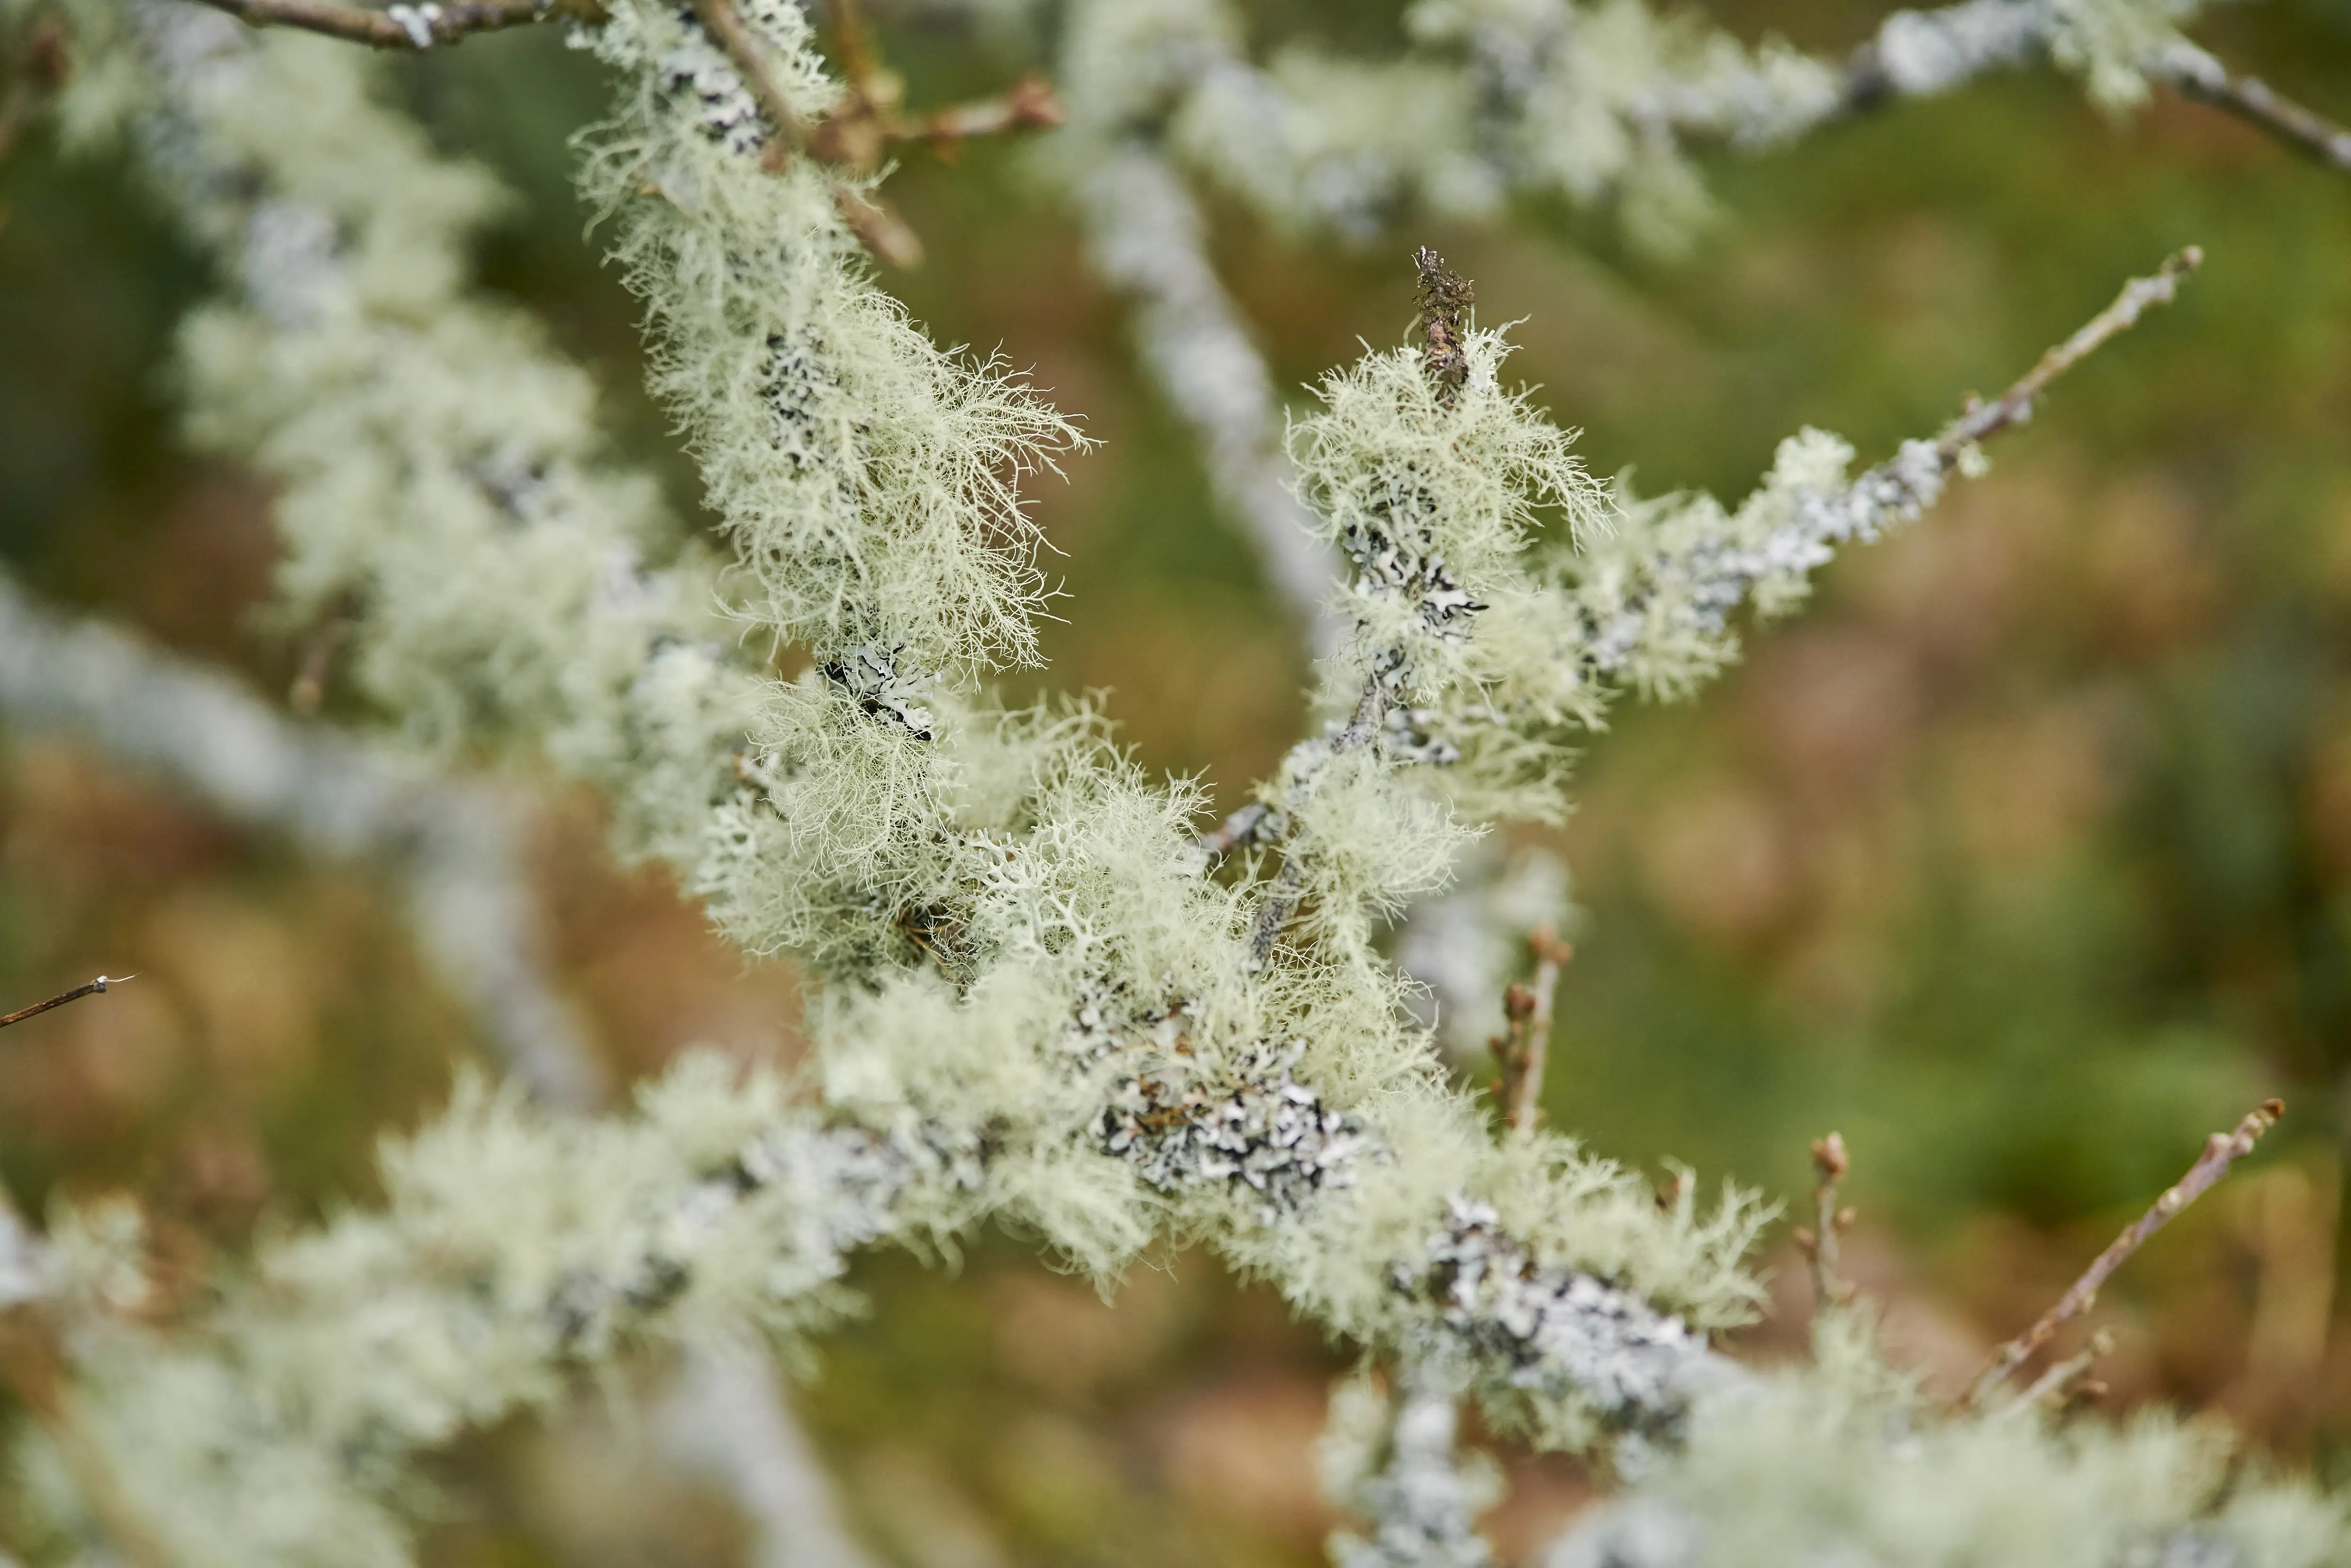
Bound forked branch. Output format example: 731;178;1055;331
1964;1097;2284;1410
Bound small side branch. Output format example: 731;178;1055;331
0;975;128;1032
191;0;589;50
1491;927;1571;1134
1964;1097;2283;1410
1940;247;2201;458
2157;47;2351;175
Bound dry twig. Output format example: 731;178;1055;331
1793;1132;1855;1314
191;0;590;50
1491;926;1571;1134
1964;1097;2284;1410
0;974;129;1032
834;186;923;268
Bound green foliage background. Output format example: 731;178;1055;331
2;2;2350;1563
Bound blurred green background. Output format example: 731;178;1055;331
3;2;2351;1563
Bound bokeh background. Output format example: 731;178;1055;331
4;2;2351;1563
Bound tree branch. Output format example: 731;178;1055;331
2155;46;2351;175
1964;1098;2283;1410
190;0;590;50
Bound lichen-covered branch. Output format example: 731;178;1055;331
16;2;2346;1563
1045;0;2340;263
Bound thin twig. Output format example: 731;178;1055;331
191;0;588;51
1071;148;1347;656
0;975;129;1032
1963;1097;2283;1410
2154;47;2351;175
1491;926;1571;1134
1939;247;2202;459
1793;1133;1853;1314
692;0;804;171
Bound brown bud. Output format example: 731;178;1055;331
1503;983;1536;1023
1834;1206;1856;1231
1810;1132;1849;1182
1792;1227;1816;1255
